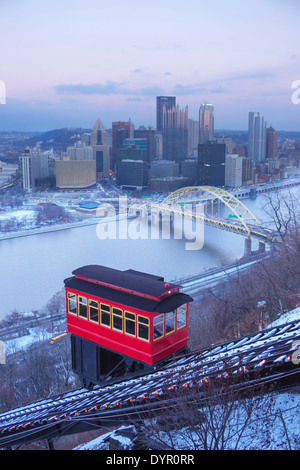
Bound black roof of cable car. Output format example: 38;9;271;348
71;265;180;299
64;276;192;313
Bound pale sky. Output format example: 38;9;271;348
0;0;299;131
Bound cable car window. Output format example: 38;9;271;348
166;310;175;334
89;299;99;323
78;296;87;319
112;307;123;331
137;316;149;341
153;314;164;340
176;304;187;329
125;311;136;336
67;292;77;315
100;303;111;327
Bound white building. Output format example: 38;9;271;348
66;141;93;161
225;154;243;188
19;147;49;192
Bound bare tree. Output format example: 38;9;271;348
45;289;65;331
138;378;279;450
189;189;300;347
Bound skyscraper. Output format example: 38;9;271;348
198;143;225;187
134;127;156;163
188;119;199;155
156;96;176;132
158;99;188;166
19;147;50;192
90;119;110;178
199;103;214;144
248;112;266;162
116;159;148;189
112;120;135;168
225;154;243;188
266;126;278;159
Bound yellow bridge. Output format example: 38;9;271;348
131;186;278;250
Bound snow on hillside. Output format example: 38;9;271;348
74;392;299;450
74;309;300;451
269;307;300;327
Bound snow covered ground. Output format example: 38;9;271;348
269;307;300;327
5;327;55;355
74;391;299;450
0;209;36;223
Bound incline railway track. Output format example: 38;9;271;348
0;319;299;448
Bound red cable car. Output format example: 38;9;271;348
64;265;193;388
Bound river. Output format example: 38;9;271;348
0;188;297;320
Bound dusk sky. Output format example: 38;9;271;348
0;0;299;132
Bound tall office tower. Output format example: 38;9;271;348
188;119;199;155
198;143;225;187
112;120;135;168
134;127;156;162
248;112;266;162
19;147;50;192
242;157;255;185
155;133;163;159
199;103;214;144
90;119;110;178
156;96;176;132
116;138;148;163
161;103;189;166
266;126;278;159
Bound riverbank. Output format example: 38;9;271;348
0;213;131;240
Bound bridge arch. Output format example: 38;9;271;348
160;186;261;236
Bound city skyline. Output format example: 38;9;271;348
0;0;299;131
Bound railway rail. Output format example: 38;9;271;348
0;318;299;448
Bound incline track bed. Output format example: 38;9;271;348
0;319;299;448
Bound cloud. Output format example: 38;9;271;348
210;86;226;94
53;67;275;101
0;97;97;131
54;81;130;95
54;81;165;98
126;97;144;102
140;86;165;96
167;69;275;97
226;71;275;82
172;84;207;95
